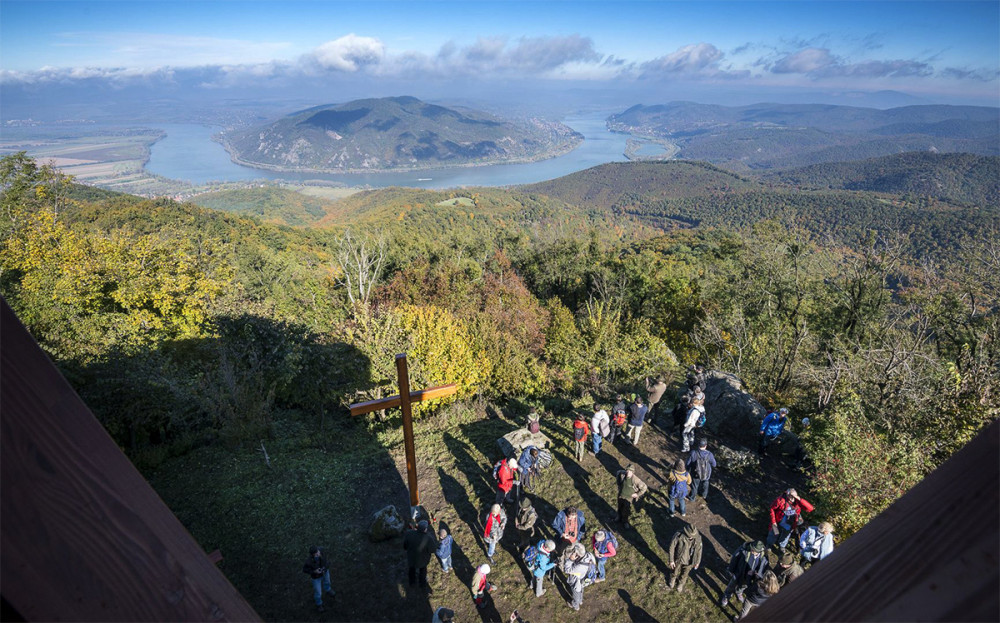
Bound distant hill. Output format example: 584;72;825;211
607;102;999;170
190;187;335;226
222;96;582;173
763;152;1000;208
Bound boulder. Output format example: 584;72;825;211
369;504;405;542
702;370;802;458
497;428;552;459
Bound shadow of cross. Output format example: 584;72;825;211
349;353;457;515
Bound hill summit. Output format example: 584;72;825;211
222;96;582;172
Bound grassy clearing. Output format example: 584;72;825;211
434;197;475;208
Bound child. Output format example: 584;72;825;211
572;414;591;461
667;458;692;517
436;527;454;572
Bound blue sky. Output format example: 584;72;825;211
1;1;998;106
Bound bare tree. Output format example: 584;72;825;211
336;229;388;310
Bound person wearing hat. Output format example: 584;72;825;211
667;522;703;592
483;503;508;563
591;530;617;582
562;542;595;612
627;395;648;446
766;488;814;549
721;540;770;608
495;456;519;506
615;465;648;528
776;551;804;586
471;563;495;609
532;539;557;597
302;546;336;612
759;407;789;458
403;520;437;592
799;521;835;563
515;496;538;549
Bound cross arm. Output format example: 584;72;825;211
349;384;459;416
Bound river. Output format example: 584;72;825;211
144;113;629;188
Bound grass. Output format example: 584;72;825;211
435;197;475;208
147;398;790;622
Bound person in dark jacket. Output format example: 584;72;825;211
627;396;648;446
403;520;437;590
615;465;649;528
552;506;586;556
667;523;703;592
721;540;770;608
775;552;804;586
515;497;538;549
518;446;539;492
609;394;628;444
302;546;336;612
759;407;789;458
686;438;718;502
735;570;780;620
645;375;667;425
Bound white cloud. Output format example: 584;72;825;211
772;48;836;74
310;34;385;72
770;47;932;79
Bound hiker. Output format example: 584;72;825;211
483;503;508;563
775;552;804;586
403;520;437;591
735;570;780;620
799;521;835;563
672;389;692;437
471;563;495;609
572;413;591;461
759;407;789;458
609;394;628;444
552;506;586;554
302;546;336;612
645;374;667;425
563;542;596;612
432;606;455;623
591;529;618;582
615;464;648;528
515;497;538;549
591;404;610;456
627;395;648;446
681;394;705;452
687;364;706;393
686;438;717;502
766;488;814;550
667;458;692;517
531;539;557;597
518;446;540;492
436;527;454;573
720;540;770;608
667;523;703;592
495;457;518;506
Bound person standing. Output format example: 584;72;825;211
562;543;595;612
615;465;648;528
681;395;705;452
436;527;454;573
552;506;586;554
759;407;789;458
591;530;617;582
518;446;539;492
572;413;591;461
495;457;518;506
720;541;770;608
627;396;648;446
799;522;835;563
403;520;437;591
645;375;667;425
775;552;804;586
667;523;703;592
590;404;610;456
302;546;336;612
471;563;494;609
667;458;692;517
766;488;814;550
515;497;538;549
531;539;557;597
686;438;717;502
735;570;780;620
483;503;507;563
609;394;628;444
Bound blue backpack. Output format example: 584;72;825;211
670;475;690;499
523;544;539;570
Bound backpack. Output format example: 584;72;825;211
522;545;538;570
492;460;503;480
574;424;586;441
697;410;707;428
595;529;618;556
694;452;712;480
613;411;627;427
537;449;553;469
670;474;689;499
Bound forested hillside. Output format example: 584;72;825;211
2;152;997;620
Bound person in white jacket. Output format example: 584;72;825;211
590;404;611;456
799;522;834;562
682;395;705;452
562;543;595;612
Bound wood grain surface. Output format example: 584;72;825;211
748;418;999;622
1;298;261;621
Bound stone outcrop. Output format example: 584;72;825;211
701;370;802;457
369;504;405;542
497;428;552;459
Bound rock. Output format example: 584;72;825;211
701;370;803;458
369;504;405;542
497;428;552;459
716;446;759;475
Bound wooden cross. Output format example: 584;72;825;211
349;353;458;509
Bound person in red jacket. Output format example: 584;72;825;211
766;488;814;549
495;457;518;506
572;414;591;462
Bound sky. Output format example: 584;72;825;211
1;0;998;110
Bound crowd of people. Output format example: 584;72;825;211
305;365;834;620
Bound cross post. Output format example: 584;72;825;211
349;353;458;510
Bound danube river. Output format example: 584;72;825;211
144;113;632;188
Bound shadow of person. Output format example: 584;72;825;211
618;588;659;622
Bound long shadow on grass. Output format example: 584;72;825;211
618;588;660;622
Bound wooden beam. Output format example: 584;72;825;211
349;383;458;416
0;298;261;622
396;354;420;508
748;418;1000;622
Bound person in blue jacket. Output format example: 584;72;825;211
552;506;586;554
758;407;788;458
532;539;557;596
